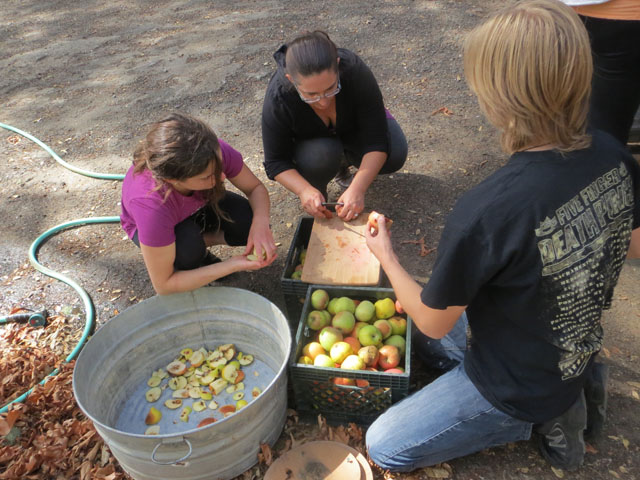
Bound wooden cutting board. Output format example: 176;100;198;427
301;215;380;285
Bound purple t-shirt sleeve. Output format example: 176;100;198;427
219;140;244;178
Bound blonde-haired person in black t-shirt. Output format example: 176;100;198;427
365;0;640;473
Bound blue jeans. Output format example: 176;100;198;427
366;314;533;472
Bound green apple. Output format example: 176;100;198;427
327;298;339;315
333;296;356;314
319;326;343;351
332;311;355;335
374;298;396;319
311;289;330;310
307;310;329;330
355;300;376;322
373;319;393;340
385;334;406;357
388;316;407;336
358;325;383;347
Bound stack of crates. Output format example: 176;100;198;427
289;285;412;425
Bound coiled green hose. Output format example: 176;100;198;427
0;121;124;413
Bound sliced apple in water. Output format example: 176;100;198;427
221;363;239;384
197;417;216;428
190;351;205;367
188;386;202;399
236;399;248;410
145;425;160;435
153;369;168;380
207;349;223;363
208;400;219;410
145;407;162;425
180;347;194;360
252;387;261;398
164;398;183;409
147;375;162;388
167;360;187;376
209;378;228;395
145;387;162;402
199;373;216;386
219;405;236;416
219;344;236;361
192;400;206;412
179;406;192;422
168;376;187;391
200;390;213;400
172;388;189;399
232;392;244;401
238;354;254;366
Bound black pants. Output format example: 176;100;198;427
581;15;640;145
132;191;253;271
293;116;408;197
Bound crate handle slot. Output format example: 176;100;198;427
151;437;193;465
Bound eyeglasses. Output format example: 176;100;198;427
295;79;341;104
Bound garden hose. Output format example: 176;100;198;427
0;121;124;413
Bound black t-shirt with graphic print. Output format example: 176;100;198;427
421;130;640;423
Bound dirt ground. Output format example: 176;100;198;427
1;0;639;479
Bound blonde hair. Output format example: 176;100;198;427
464;0;592;154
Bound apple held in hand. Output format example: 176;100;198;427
378;345;401;370
367;211;393;235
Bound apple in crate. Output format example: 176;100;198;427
311;289;330;310
378;345;401;370
313;354;336;368
388;316;407;336
373;319;393;340
333;297;356;314
329;341;353;364
385;335;406;357
341;355;365;370
332;311;355;335
307;310;329;330
302;341;325;360
343;336;361;352
358;345;380;368
358;325;382;347
319;326;343;351
374;298;396;320
355;300;376;323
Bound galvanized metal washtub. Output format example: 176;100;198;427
73;287;291;480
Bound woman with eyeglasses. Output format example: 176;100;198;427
261;30;408;221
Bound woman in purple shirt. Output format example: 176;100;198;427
121;113;276;294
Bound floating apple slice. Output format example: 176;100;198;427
226;381;245;394
209;378;228;395
199;373;216;386
238;354;254;366
145;407;162;425
147;375;162;388
192;400;206;412
208;400;219;410
188;386;202;399
167;360;187;376
145;425;160;435
221;363;239;384
153;369;169;380
208;357;227;368
168;376;187;391
172;388;189;399
179;406;192;422
190;351;205;368
188;376;201;388
164;398;183;409
252;387;261;398
180;347;194;360
145;387;162;402
236;400;248;410
219;405;236;416
197;417;216;428
200;390;213;400
232;392;244;401
207;350;223;363
219;344;236;361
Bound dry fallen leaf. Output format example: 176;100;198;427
431;106;454;116
422;466;450;478
551;466;565;478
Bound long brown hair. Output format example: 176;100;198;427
133;113;228;219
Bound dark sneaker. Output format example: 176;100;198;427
334;164;354;188
584;362;609;441
535;390;587;471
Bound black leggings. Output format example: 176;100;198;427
293;116;408;197
132;191;253;271
581;15;640;145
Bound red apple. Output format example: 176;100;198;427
373;319;393;340
343;336;361;353
302;341;325;360
367;211;393;234
384;368;404;374
385;335;406;357
378;345;400;370
394;299;405;314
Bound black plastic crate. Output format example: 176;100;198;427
289;285;412;425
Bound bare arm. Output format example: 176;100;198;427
140;243;273;295
337;150;387;222
628;227;640;258
274;169;332;218
365;216;466;339
228;164;277;260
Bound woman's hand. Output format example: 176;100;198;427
226;253;277;272
244;218;278;261
300;186;333;218
336;185;365;222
